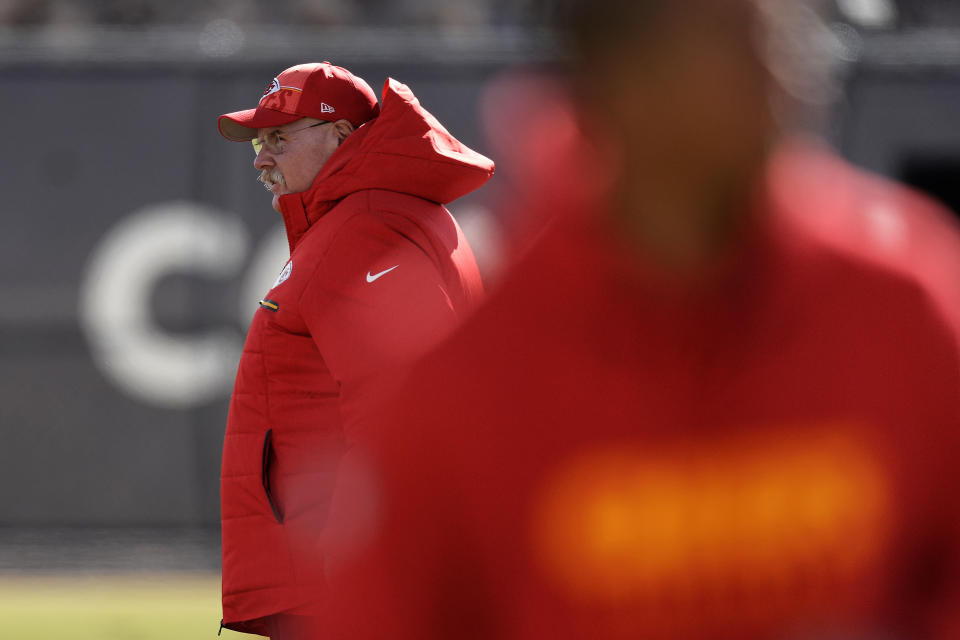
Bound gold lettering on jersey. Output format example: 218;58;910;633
530;428;892;630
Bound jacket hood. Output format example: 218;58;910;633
278;78;495;250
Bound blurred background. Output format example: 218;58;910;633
0;0;958;637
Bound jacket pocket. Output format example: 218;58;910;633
261;429;284;524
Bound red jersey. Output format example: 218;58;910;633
768;136;960;335
323;147;960;640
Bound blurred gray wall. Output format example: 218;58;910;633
0;26;957;530
0;34;519;528
839;29;960;213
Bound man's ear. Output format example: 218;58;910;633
332;119;355;143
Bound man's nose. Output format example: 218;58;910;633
253;147;274;171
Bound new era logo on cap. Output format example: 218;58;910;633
321;103;335;114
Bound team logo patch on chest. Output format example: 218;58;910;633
258;298;279;312
272;260;293;288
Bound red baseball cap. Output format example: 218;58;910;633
218;61;380;141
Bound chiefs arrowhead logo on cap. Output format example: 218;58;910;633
260;76;303;104
260;78;280;102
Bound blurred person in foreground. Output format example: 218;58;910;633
319;1;960;639
215;61;492;637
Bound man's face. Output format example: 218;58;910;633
253;118;344;213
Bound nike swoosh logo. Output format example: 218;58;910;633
366;265;399;283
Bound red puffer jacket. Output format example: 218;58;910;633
220;78;493;634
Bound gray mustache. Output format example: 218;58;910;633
258;169;286;190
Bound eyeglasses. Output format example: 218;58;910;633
251;121;330;155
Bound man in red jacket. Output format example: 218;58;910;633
321;2;960;639
215;61;492;637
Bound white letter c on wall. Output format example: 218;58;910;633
79;201;249;409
